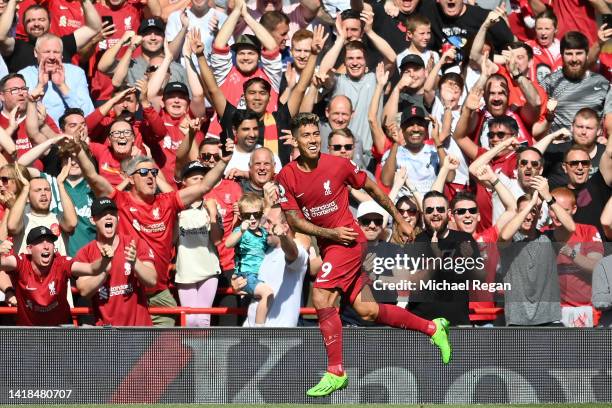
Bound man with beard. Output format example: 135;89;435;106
0;0;101;72
541;31;612;132
381;106;446;196
8;163;77;256
0;225;114;326
75;197;156;326
562;142;612;234
410;191;482;326
544;109;607;190
277;113;451;397
19;33;94;124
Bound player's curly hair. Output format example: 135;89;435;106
290;112;319;136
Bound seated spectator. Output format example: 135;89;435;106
225;193;274;326
0;0;101;72
20;33;94;125
545;187;603;327
75;197;157;326
498;185;569;326
175;161;222;327
0;226;111;326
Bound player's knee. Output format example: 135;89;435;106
354;302;378;322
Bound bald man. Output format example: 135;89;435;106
545;187;604;327
321;95;365;168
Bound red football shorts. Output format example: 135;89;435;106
315;242;368;304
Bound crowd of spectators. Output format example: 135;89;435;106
0;0;609;328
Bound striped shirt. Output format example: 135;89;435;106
540;70;611;132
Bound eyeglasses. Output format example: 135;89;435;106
331;144;354;151
110;130;134;138
200;153;220;162
398;208;417;216
242;211;263;219
519;159;541;168
453;207;478;215
358;217;384;226
131;168;159;177
424;206;446;214
565;160;591;168
0;176;14;184
3;86;27;95
488;131;512;140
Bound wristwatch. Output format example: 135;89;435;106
512;72;523;81
546;196;556;206
570;249;577;259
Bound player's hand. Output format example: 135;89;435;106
331;226;359;245
279;129;294;146
124;240;137;263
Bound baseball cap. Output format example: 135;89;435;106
400;105;427;127
26;226;58;245
356;201;388;219
91;197;118;218
399;54;425;71
231;34;261;53
181;160;208;179
138;17;165;35
163;82;190;98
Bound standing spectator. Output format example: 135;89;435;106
237;0;320;40
396;15;439;71
238;147;276;196
19;33;94;124
75;197;157;326
0;0;102;72
0;226;111;326
175;161;222;327
525;9;562;84
540;32;612;132
74;137;233;326
278;28;312;102
545;187;603;327
260;11;291;65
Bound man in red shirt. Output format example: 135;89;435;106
276;113;451;397
76;197;156;326
74;137;233;326
0;226;112;326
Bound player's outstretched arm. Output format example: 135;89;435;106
285;210;357;245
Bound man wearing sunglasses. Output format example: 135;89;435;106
74;137;233;326
561;142;612;234
277;113;451;398
411;191;482;327
356;201;388;243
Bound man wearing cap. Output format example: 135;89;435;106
74;135;233;326
0;226;114;326
356;201;389;243
19;33;95;125
381;105;445;196
75;197;157;326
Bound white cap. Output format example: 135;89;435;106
356;200;388;219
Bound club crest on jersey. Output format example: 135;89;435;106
152;207;161;220
323;180;332;196
124;262;132;276
48;281;56;296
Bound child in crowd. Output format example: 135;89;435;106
525;9;562;83
396;15;440;72
225;193;274;326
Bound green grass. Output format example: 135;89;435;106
0;404;610;408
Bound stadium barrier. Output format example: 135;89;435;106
0;327;610;404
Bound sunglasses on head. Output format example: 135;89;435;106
359;217;384;226
131;168;159;177
242;211;263;220
331;144;353;151
200;153;220;161
519;159;541;168
425;206;446;215
565;160;591;168
453;207;478;215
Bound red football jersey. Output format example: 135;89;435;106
89;142;125;187
205;179;243;271
556;223;603;306
9;254;73;326
75;234;154;326
277;153;367;249
0;113;60;170
109;189;185;293
49;0;84;37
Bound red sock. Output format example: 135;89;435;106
376;303;436;336
316;307;344;376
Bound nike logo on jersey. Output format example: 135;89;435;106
316;278;330;283
296;193;304;198
25;286;37;291
129;207;138;212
